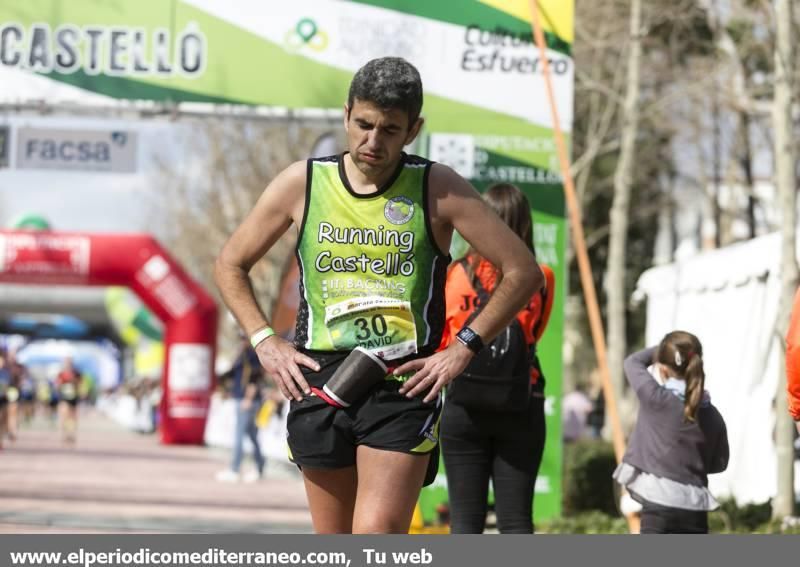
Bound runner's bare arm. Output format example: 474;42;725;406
397;164;543;401
214;161;320;401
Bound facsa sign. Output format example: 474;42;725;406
16;127;138;173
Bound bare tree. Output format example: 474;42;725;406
568;1;717;400
571;1;627;210
772;0;797;521
149;117;342;350
606;0;643;409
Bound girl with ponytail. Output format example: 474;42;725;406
613;331;729;534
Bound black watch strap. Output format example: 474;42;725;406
456;326;484;354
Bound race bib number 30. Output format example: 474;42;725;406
324;296;418;361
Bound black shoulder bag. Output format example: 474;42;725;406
447;265;532;412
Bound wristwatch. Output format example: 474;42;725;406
456;326;484;354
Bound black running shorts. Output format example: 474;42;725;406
286;350;442;482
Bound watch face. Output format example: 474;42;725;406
458;328;477;343
457;327;483;353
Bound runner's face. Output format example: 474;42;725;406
344;99;422;177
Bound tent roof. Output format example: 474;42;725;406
633;232;790;301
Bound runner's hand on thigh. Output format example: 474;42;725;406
394;344;473;403
255;336;320;401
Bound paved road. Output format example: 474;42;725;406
0;408;312;533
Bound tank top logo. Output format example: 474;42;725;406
384;196;415;225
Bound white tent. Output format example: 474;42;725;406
634;231;800;505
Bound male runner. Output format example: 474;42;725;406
215;57;543;533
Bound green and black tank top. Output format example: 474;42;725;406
295;152;450;361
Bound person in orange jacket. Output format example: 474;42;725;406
785;288;800;434
439;183;555;533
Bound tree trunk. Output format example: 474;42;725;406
738;111;756;239
711;76;722;248
607;0;642;410
772;0;797;521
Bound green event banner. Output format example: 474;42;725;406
1;0;573;525
0;1;573;132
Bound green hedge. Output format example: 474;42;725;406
539;511;629;534
540;509;800;534
543;497;800;534
563;439;619;516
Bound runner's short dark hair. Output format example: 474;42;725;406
347;57;423;127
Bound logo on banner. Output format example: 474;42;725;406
337;15;426;63
167;344;211;419
0;233;90;283
285;18;328;52
0;22;206;78
168;344;211;392
16;127;138;173
110;131;128;146
135;255;197;319
461;24;570;75
429;133;561;185
428;134;475;179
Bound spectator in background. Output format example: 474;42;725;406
18;362;35;425
146;378;162;433
613;332;728;534
562;389;593;442
6;351;27;441
216;337;267;483
0;350;9;449
38;376;58;426
586;388;606;439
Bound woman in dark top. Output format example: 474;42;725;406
614;331;729;534
439;183;555;533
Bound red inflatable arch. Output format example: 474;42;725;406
0;230;217;445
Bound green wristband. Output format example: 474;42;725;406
250;326;276;349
